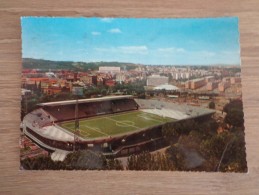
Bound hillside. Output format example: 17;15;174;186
22;58;138;71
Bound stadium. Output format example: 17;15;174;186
21;95;215;161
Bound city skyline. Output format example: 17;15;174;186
21;17;240;65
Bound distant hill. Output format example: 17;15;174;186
22;58;139;71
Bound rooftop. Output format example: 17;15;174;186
154;84;179;91
37;95;133;107
186;77;206;83
147;75;168;78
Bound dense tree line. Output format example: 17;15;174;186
21;150;124;170
223;99;244;128
208;101;216;109
23;58;138;71
128;102;246;172
112;80;145;95
126;129;246;172
127;151;174;171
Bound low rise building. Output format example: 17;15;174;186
42;86;62;95
205;76;215;83
207;81;218;91
99;66;121;74
230;77;241;84
116;73;126;83
191;78;206;89
218;82;230;92
147;75;168;86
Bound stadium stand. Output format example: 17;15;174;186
135;99;214;119
111;99;138;112
24;108;55;128
42;98;138;122
22;96;215;159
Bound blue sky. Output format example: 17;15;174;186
21;17;240;65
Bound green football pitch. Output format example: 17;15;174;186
60;111;175;139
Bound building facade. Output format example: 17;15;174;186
147;75;168;86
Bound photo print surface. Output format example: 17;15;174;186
20;17;247;172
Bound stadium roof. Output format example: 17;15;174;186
135;99;215;119
154;84;179;91
37;95;133;107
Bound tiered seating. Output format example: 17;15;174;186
98;101;112;114
78;103;94;117
43;99;138;122
24;109;53;128
112;99;138;113
135;99;214;119
82;101;112;117
44;105;75;121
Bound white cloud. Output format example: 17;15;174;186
221;50;240;55
100;18;114;23
157;47;186;53
118;46;148;54
157;47;215;58
95;45;148;55
176;48;186;52
108;28;122;34
91;31;101;36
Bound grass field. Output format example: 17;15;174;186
60;111;176;139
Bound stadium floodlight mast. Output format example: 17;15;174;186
72;86;84;151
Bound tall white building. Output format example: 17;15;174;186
147;75;168;86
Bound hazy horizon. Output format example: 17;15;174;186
23;57;240;67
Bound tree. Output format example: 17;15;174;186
33;81;37;92
106;158;124;170
21;156;65;170
165;145;185;171
224;108;244;128
37;81;42;95
223;99;244;128
223;99;243;113
208;101;216;109
162;119;199;144
162;123;180;143
220;131;247;172
64;150;106;170
178;132;201;151
200;131;231;160
126;151;173;171
21;150;110;170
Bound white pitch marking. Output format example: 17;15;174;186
138;114;163;123
104;117;140;129
83;124;110;136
